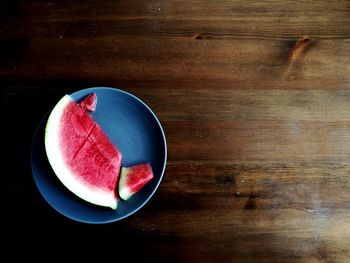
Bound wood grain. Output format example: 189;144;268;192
2;0;350;262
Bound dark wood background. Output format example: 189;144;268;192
2;0;350;261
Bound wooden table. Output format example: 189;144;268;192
3;0;350;261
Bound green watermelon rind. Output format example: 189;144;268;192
44;94;118;210
118;167;132;201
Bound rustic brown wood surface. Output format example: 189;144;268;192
2;0;350;261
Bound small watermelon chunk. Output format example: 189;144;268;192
119;163;154;201
79;93;97;112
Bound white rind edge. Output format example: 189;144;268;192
118;167;132;201
44;94;117;210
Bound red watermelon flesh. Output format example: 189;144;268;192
119;163;154;201
45;93;122;209
79;93;97;112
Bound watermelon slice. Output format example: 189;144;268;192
44;93;122;210
119;163;154;201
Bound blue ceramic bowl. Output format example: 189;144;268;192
31;87;167;223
